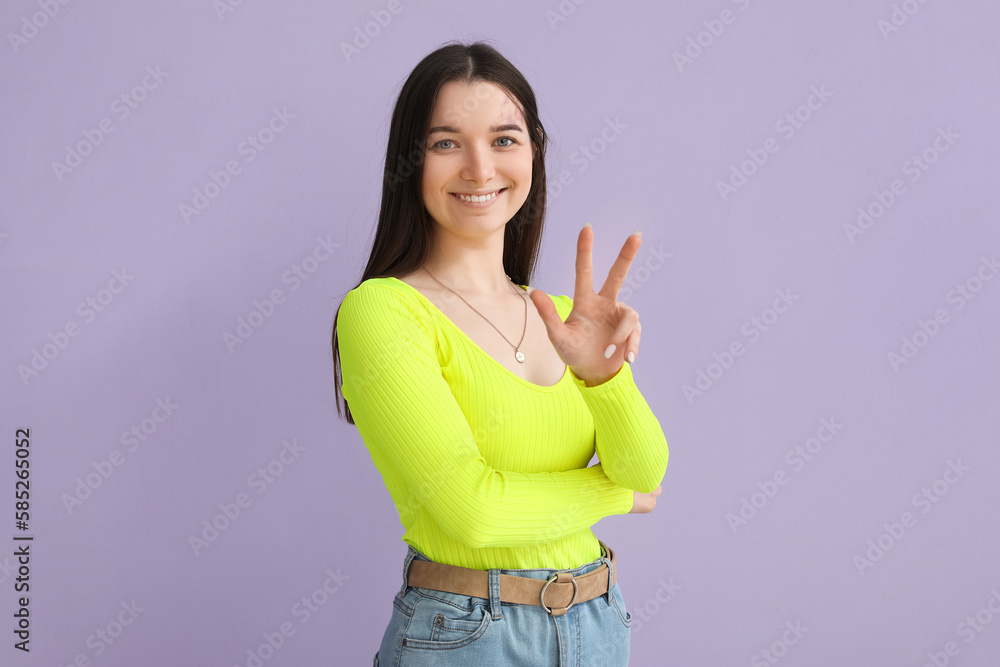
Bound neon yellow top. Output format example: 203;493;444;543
338;277;668;570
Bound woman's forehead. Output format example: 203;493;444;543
431;80;526;127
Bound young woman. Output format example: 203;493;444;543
332;41;668;666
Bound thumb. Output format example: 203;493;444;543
527;287;563;340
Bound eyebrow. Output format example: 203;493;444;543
427;123;525;135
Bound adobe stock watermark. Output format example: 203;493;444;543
750;620;809;666
61;398;180;515
682;287;800;404
340;0;403;63
7;0;75;55
51;65;168;182
188;438;306;557
213;0;253;21
672;0;755;73
887;254;998;372
522;117;628;218
223;236;339;352
726;417;844;534
920;587;1000;667
545;0;590;31
233;566;350;667
717;84;833;202
630;577;682;636
844;127;959;243
541;474;617;545
57;600;144;666
17;268;135;386
877;0;936;41
179;106;295;223
567;117;628;174
853;459;969;576
618;242;672;301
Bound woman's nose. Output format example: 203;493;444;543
461;144;496;184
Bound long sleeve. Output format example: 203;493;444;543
554;295;669;493
338;283;634;550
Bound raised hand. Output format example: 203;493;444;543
528;224;643;387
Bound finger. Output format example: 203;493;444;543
527;288;566;345
598;232;642;300
604;308;639;359
625;318;641;363
574;224;595;303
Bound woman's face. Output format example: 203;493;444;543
420;80;534;237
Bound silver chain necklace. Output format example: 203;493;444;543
420;264;528;363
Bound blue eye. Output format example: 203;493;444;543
430;136;518;150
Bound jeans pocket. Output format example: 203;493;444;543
609;583;632;630
401;588;492;650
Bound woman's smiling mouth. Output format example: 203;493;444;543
451;188;507;205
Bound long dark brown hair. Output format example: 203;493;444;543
331;41;549;424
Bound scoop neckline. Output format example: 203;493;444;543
383;276;571;392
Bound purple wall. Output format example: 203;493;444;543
2;1;998;665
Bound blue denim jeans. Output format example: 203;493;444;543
373;542;632;666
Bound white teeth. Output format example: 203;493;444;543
456;190;500;203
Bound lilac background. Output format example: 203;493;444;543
2;1;999;665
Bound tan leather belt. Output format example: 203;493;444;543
406;541;616;617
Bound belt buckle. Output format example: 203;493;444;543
539;572;579;616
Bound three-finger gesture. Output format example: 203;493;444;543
529;224;643;387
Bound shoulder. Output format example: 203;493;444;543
339;277;435;336
338;279;442;400
343;276;424;306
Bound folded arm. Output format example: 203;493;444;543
550;294;669;493
338;283;634;549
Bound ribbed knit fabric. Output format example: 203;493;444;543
338;277;668;570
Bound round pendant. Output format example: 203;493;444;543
514;350;525;363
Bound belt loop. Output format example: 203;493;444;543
400;546;419;595
488;568;504;621
600;541;614;605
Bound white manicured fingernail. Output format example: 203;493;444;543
604;344;616;359
627;351;635;363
